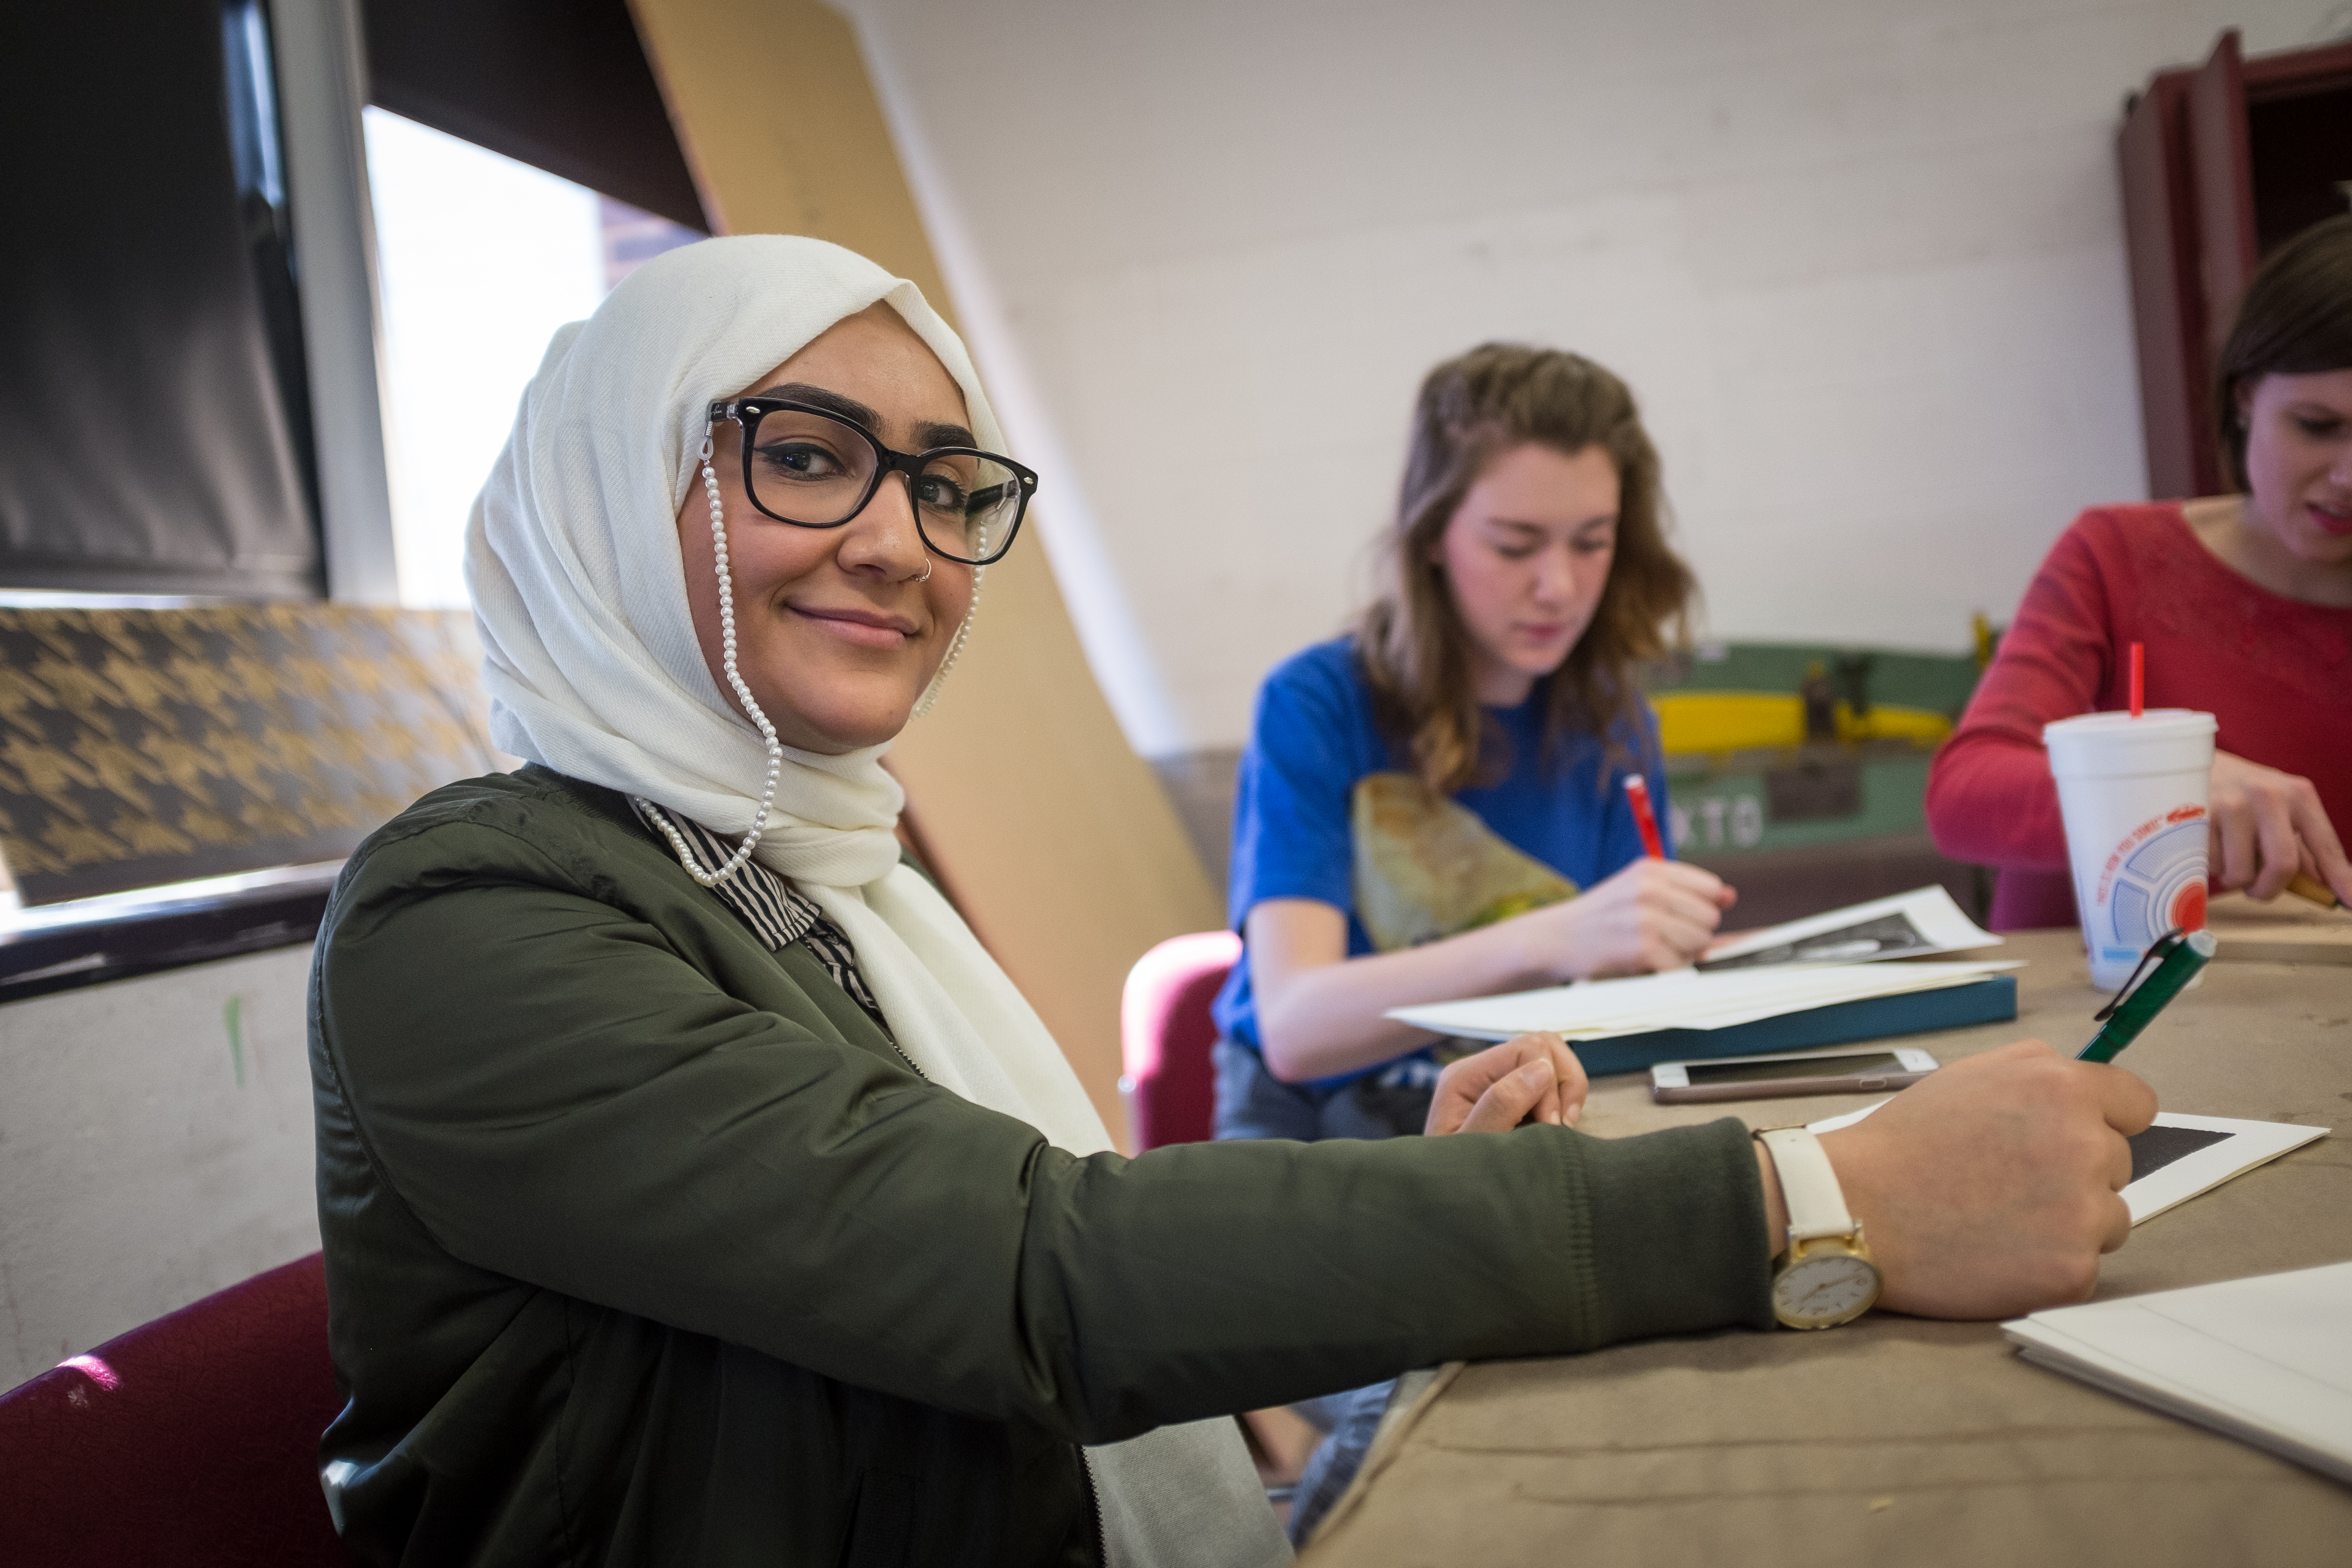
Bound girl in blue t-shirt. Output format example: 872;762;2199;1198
1213;343;1738;1145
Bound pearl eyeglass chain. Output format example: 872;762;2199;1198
634;434;786;888
913;558;977;719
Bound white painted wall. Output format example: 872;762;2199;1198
850;0;2349;757
0;946;319;1390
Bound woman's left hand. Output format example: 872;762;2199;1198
2208;749;2352;903
1424;1032;1588;1136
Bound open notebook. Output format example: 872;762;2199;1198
2004;1262;2352;1485
1697;885;2000;970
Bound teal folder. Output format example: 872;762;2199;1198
1570;975;2019;1078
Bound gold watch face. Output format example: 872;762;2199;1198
1773;1246;1881;1329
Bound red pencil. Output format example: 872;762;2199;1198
1624;775;1666;859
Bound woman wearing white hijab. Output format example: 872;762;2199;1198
308;236;2157;1566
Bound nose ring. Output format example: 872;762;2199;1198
915;558;932;584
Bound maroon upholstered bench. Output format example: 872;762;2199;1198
0;1252;347;1565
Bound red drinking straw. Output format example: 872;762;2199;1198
2129;641;2145;719
1624;775;1667;859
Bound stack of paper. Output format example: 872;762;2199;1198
2005;1262;2352;1485
1387;958;2019;1043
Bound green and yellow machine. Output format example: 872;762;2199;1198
1646;642;1989;923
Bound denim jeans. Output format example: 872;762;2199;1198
1209;1038;1437;1143
1286;1378;1396;1544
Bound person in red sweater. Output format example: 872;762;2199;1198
1930;216;2352;930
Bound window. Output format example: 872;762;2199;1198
362;109;698;608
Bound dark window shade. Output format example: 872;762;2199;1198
0;1;323;599
362;0;709;232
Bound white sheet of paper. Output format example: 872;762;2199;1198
1386;959;2018;1043
1800;1105;2327;1226
1700;885;2002;969
2003;1261;2352;1485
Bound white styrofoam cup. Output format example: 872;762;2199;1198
2044;709;2217;990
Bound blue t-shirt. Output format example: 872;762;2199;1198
1211;636;1668;1074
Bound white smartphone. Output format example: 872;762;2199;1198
1649;1046;1939;1104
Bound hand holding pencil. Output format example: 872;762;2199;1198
1488;774;1738;979
2205;747;2352;908
2116;641;2346;910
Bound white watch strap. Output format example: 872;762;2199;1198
1758;1127;1857;1246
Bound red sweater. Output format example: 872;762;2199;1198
1926;503;2352;930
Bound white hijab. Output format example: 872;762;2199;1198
466;236;1286;1568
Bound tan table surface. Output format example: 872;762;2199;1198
1303;930;2352;1567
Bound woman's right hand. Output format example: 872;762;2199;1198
1813;1039;2156;1318
1250;859;1733;1083
1518;857;1736;981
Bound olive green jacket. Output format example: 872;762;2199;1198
308;768;1773;1566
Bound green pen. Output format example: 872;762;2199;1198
2078;928;2216;1063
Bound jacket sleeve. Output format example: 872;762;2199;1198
1927;516;2119;872
316;822;1772;1446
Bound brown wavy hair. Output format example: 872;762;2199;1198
1358;343;1695;795
2216;213;2352;490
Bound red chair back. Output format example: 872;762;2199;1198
1120;929;1242;1150
0;1252;347;1566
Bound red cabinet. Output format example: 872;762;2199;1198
2119;30;2352;498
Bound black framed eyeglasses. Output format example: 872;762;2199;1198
709;397;1037;567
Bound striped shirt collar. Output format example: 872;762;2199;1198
627;797;819;952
